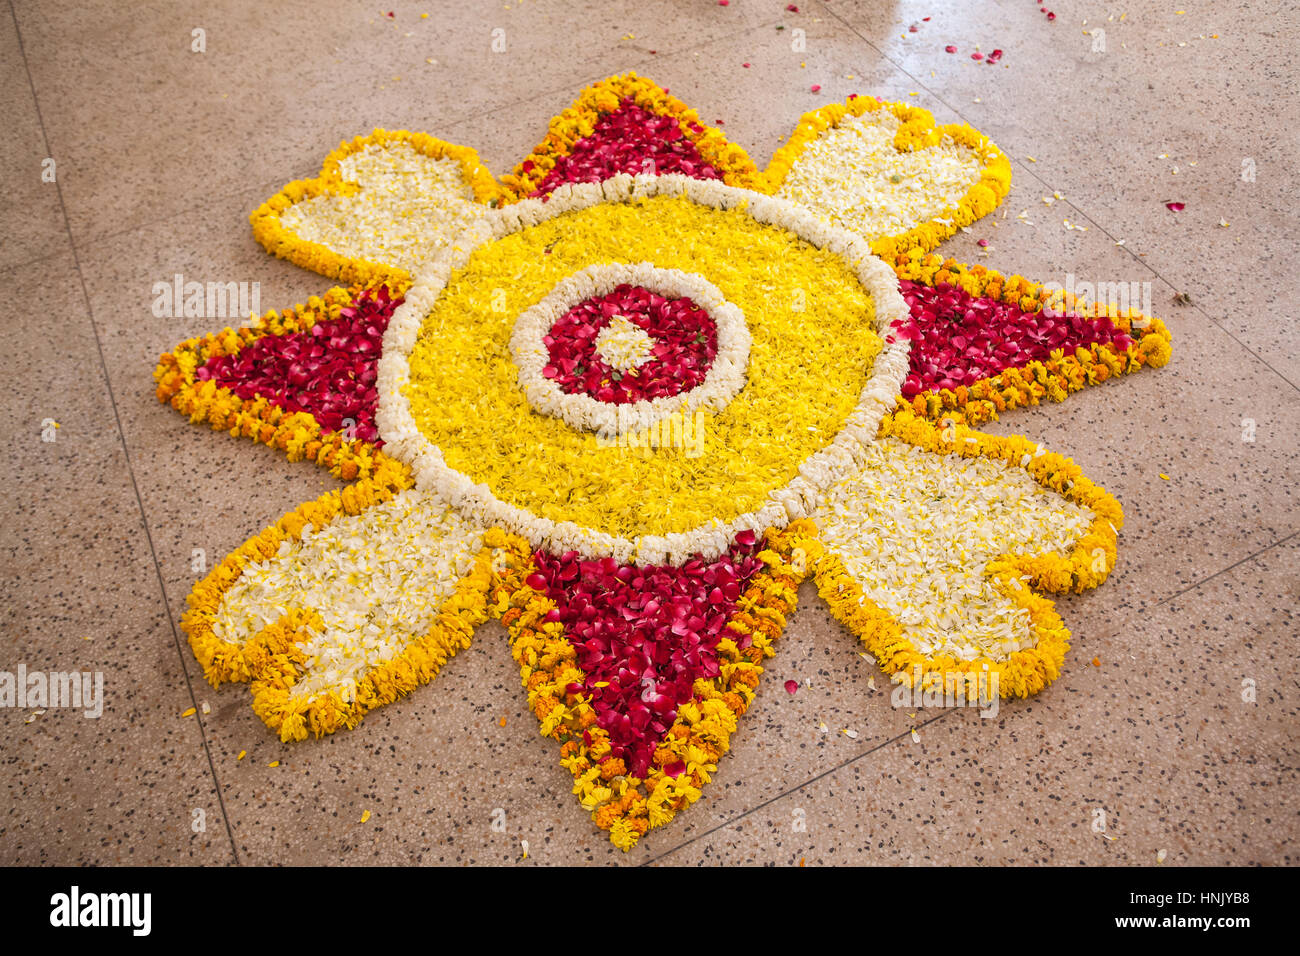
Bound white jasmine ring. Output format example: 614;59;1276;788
508;262;750;436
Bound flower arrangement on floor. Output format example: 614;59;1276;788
155;72;1170;850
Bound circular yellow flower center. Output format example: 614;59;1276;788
404;193;883;540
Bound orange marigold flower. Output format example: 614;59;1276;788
593;804;622;830
599;757;627;780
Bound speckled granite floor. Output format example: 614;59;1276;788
2;0;1296;866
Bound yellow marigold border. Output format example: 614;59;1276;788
814;408;1123;700
497;71;768;201
182;477;499;741
153;283;412;486
890;251;1174;425
249;129;503;288
496;521;818;851
764;95;1013;259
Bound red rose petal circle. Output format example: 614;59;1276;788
542;284;718;404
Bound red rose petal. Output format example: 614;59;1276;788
1165;201;1185;211
784;680;799;695
945;44;958;53
894;280;1135;396
200;286;399;445
532;539;764;778
529;98;722;198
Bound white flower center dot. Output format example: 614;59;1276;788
593;315;656;373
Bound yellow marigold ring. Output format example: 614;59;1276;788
376;173;912;565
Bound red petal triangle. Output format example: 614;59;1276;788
894;279;1133;397
197;287;399;444
527;535;764;778
527;98;723;198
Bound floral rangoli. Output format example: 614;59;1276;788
155;74;1171;850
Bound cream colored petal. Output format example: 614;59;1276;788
816;436;1094;663
212;489;484;704
776;110;984;242
280;142;488;275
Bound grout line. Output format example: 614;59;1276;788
820;7;1300;396
1152;530;1299;608
646;526;1299;863
50;179;288;265
8;0;241;866
0;247;82;277
640;708;957;865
